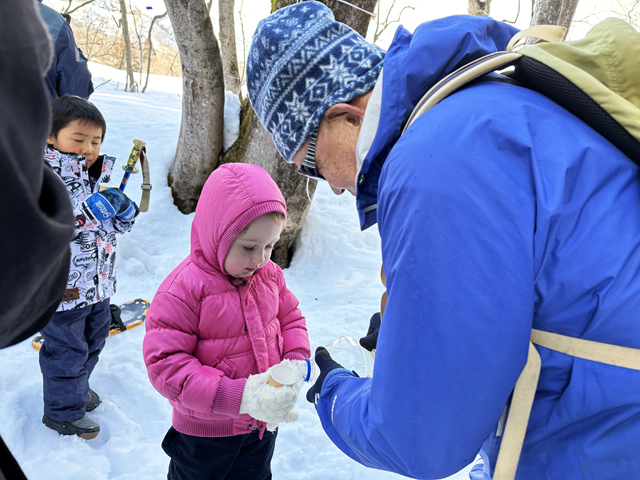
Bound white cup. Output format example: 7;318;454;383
267;363;297;387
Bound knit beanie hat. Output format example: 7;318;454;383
247;1;385;163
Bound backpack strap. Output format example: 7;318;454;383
402;51;521;136
494;331;640;480
531;329;640;370
493;342;541;480
402;24;566;136
506;24;566;51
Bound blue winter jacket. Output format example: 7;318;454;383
315;15;640;480
38;3;94;100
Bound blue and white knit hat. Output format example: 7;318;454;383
247;1;385;163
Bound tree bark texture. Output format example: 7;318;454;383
468;0;492;16
219;0;241;94
118;0;136;91
531;0;580;34
273;0;377;37
226;0;376;268
164;0;225;214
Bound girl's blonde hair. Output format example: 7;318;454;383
239;211;285;235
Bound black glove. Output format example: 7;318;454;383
306;346;344;407
359;312;381;352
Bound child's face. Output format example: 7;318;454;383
48;119;103;168
224;214;283;278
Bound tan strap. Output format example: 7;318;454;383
506;25;567;52
402;52;521;136
139;147;151;212
402;26;566;136
494;330;640;480
531;329;640;371
493;343;541;480
380;266;387;319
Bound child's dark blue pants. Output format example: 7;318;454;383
162;426;277;480
39;298;111;422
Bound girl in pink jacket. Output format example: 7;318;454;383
143;163;311;480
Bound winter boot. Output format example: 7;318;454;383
42;414;100;440
86;388;101;412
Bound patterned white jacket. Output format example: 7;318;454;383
44;147;135;311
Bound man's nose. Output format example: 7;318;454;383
330;185;346;195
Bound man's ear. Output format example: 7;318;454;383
323;103;365;127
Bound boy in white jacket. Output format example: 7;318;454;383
40;94;138;439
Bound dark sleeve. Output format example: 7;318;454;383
0;0;75;349
0;435;27;480
54;21;94;99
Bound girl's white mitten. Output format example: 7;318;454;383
239;370;301;424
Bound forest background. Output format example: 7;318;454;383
40;0;640;268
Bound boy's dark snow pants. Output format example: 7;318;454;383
162;426;277;480
39;298;111;422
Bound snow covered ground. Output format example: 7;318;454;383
0;62;472;480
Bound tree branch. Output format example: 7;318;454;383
503;0;521;24
373;0;414;44
66;0;98;15
143;11;168;93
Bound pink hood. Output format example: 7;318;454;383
190;163;287;276
143;163;309;438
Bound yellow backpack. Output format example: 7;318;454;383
403;18;640;166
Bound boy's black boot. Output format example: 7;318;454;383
42;414;100;440
86;388;101;412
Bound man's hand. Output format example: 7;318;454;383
305;346;345;407
359;312;381;352
239;371;301;424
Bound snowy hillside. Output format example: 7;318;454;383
0;62;472;480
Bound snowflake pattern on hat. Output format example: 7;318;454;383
247;1;384;162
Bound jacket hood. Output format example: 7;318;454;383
356;15;519;229
190;163;287;275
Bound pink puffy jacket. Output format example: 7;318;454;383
143;163;310;437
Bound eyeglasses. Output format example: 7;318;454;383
297;128;325;181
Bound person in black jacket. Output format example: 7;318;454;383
0;0;76;478
37;1;94;100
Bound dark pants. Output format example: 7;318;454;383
39;299;111;422
162;427;278;480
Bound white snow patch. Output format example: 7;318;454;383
223;90;241;152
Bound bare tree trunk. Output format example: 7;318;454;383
223;0;377;268
318;0;378;37
531;0;580;34
164;0;225;214
118;0;136;91
131;5;145;86
219;0;241;94
468;0;492;16
142;11;167;93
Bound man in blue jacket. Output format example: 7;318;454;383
37;1;94;100
246;2;640;479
